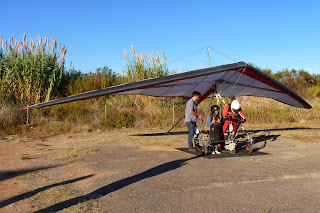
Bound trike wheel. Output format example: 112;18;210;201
202;145;208;155
246;144;253;153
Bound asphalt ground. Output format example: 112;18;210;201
1;129;320;212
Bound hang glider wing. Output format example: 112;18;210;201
23;62;312;109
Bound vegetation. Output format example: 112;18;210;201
257;65;320;98
0;34;66;105
0;35;319;137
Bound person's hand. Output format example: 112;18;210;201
226;115;232;120
198;114;204;120
237;119;246;125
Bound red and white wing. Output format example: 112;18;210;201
23;62;311;109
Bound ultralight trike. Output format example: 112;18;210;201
192;87;255;155
193;118;254;155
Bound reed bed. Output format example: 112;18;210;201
0;34;66;105
123;45;170;81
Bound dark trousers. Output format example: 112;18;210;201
186;121;196;149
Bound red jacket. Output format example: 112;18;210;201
223;104;246;122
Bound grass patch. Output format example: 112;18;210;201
283;133;320;143
58;199;100;213
30;185;99;212
21;155;32;160
36;143;50;147
90;127;186;146
56;148;100;163
17;170;48;180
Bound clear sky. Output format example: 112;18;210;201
1;0;320;74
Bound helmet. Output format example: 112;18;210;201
231;100;240;113
211;105;220;113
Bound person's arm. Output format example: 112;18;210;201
189;109;203;120
238;108;246;122
207;116;213;126
223;105;229;119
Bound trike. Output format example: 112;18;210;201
193;118;254;155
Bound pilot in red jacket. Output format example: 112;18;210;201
222;100;246;134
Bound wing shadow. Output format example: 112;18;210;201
131;131;187;136
0;175;94;208
0;165;62;182
33;156;198;213
247;127;320;133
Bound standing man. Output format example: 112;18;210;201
185;91;203;152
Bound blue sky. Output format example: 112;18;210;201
1;0;320;74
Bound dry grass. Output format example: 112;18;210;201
20;155;32;160
283;135;320;143
17;170;48;180
67;127;185;147
1;95;318;140
198;96;320;125
30;185;99;212
55;148;100;163
281;128;320;143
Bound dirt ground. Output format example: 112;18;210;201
0;126;320;213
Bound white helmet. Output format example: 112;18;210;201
231;100;240;112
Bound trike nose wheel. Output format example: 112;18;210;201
246;144;253;153
202;145;208;155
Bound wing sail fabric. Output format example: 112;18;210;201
23;62;312;109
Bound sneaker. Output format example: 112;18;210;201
215;150;221;154
212;151;216;155
188;148;197;153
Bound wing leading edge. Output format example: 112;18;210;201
23;62;312;109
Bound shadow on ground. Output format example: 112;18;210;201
0;165;62;182
132;127;320;137
0;175;94;208
30;156;199;213
177;133;281;158
236;134;281;152
131;131;187;136
176;148;269;158
246;127;320;133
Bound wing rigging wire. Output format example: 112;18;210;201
168;45;237;73
169;47;207;64
206;46;249;97
207;46;238;63
227;65;248;96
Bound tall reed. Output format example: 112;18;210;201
0;34;66;105
123;45;169;82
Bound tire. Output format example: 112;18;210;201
246;144;253;153
201;144;208;155
204;145;208;155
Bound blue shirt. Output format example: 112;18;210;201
207;116;213;126
185;99;197;122
208;114;220;126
